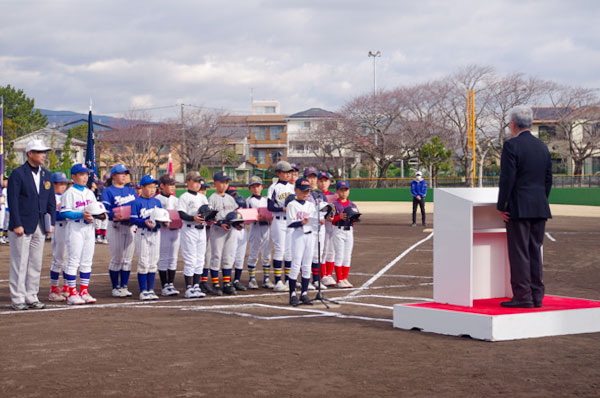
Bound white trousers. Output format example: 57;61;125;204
312;224;326;264
65;220;95;275
209;226;236;271
135;229;160;273
333;226;354;267
94;217;108;230
234;226;248;270
107;221;135;272
50;221;68;273
290;228;314;280
322;222;335;262
247;223;271;268
9;225;45;304
180;224;206;276
270;217;287;261
158;227;180;272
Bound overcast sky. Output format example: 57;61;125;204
1;0;599;120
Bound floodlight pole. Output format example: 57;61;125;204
368;50;381;95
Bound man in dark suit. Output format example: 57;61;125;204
8;139;56;310
497;105;553;308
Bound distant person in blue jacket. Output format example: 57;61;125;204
411;171;427;227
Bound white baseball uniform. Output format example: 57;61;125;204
267;181;294;262
178;191;208;276
61;186;97;277
286;199;316;280
156;193;181;272
50;193;68;276
246;195;271;271
130;196;162;274
208;193;238;272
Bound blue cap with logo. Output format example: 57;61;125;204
336;180;350;190
139;174;159;186
303;166;318;177
51;172;69;183
295;177;312;191
213;171;231;182
317;171;331;180
110;164;130;175
248;176;263;186
71;163;91;175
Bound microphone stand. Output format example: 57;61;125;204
310;191;338;308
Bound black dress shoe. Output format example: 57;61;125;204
501;299;534;308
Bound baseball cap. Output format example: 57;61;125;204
186;171;204;182
303;166;318;177
199;179;208;189
226;186;238;195
290;162;300;171
110;164;129;175
336;180;350;190
139;174;159;186
213;171;231;182
51;172;69;183
416;171;422;176
274;161;293;172
71;163;91;175
248;176;263;186
159;174;176;185
317;171;331;180
25;139;51;153
295;177;312;191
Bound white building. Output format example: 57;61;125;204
12;128;86;165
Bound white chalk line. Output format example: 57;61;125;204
545;232;556;242
344;232;434;299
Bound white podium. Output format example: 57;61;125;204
433;188;512;306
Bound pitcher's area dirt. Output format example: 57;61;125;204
0;210;598;397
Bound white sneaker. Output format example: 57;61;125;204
120;286;133;297
96;236;102;243
102;237;109;244
0;237;6;244
273;280;289;292
139;290;151;301
312;281;327;290
147;291;159;300
262;278;275;289
345;279;353;288
112;288;126;297
161;285;172;296
49;291;66;302
80;291;97;304
185;287;198;298
61;288;70;298
336;279;351;288
248;279;259;289
193;284;206;298
308;282;316;291
67;293;85;305
321;275;336;287
169;283;180;295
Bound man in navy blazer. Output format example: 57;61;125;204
8;139;56;310
497;105;552;308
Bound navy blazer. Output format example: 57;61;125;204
8;162;56;234
497;131;552;220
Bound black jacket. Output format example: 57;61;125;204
497;131;552;220
8;162;56;234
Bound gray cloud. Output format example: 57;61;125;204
1;0;599;119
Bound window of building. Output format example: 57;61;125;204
253;150;266;164
271;150;283;163
264;106;276;114
538;125;557;142
270;125;284;140
593;156;600;174
252;126;267;140
303;121;311;129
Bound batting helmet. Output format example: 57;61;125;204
198;204;219;223
150;208;171;224
319;202;335;219
225;211;245;230
85;202;108;218
234;194;247;209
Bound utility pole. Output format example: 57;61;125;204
181;103;187;175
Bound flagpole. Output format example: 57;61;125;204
85;99;97;186
0;96;4;178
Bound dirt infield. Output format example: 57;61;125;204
0;211;599;397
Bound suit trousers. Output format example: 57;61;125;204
9;224;45;305
506;218;546;303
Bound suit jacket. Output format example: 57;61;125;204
497;131;552;220
8;162;56;234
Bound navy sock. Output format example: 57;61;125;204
159;270;168;287
234;268;242;282
109;270;120;288
312;263;320;283
301;277;310;295
273;259;283;282
193;273;201;286
289;278;297;295
202;268;209;278
120;270;131;287
210;269;220;286
167;269;176;284
50;270;60;283
284;261;291;281
137;273;148;292
147;272;156;291
185;275;193;288
223;268;232;285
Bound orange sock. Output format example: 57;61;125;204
334;266;343;282
326;262;335;276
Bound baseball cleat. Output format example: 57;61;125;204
80;291;97;304
185;287;198;298
273;280;288;292
248;279;259;290
139;291;151;301
169;283;180;295
262;278;275;289
345;279;353;288
11;302;29;311
193;284;206;298
222;284;236;295
120;286;133;297
289;295;299;306
49;291;66;302
233;280;247;291
210;285;223;296
321;275;336;287
161;285;173;296
308;282;316;291
312;281;327;290
147;291;159;300
28;301;46;309
299;294;313;305
112;288;126;297
61;287;70;298
67;293;85;305
199;282;211;294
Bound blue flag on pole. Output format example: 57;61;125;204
85;105;97;183
0;96;4;178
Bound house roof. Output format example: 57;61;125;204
288;108;339;119
532;107;574;122
12;128;86;148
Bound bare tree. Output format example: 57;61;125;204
306;118;356;177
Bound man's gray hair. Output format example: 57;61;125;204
508;105;533;129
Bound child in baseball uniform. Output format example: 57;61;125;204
177;171;209;298
304;167;330;291
317;171;337;287
208;171;239;295
101;164;137;297
245;176;272;289
156;174;181;297
283;163;300;285
267;161;295;291
286;177;317;306
94;179;108;244
130;174;163;301
60;164;99;305
48;172;70;301
227;186;248;292
331;180;359;288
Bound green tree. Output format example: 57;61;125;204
47;132;61;171
0;85;47;138
60;132;75;172
419;136;453;187
67;123;88;141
